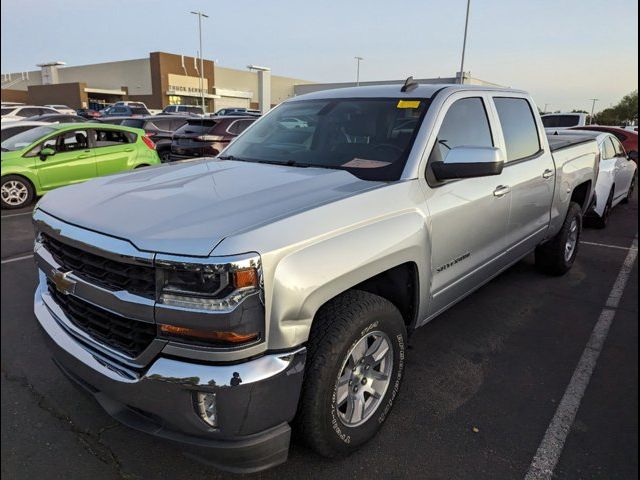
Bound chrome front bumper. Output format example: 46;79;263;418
34;277;306;473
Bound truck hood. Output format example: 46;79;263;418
38;159;384;256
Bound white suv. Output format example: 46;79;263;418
1;105;60;123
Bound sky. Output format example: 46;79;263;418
1;0;638;113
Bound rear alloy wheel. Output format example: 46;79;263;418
1;176;34;210
535;201;582;276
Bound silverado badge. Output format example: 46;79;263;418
51;269;76;295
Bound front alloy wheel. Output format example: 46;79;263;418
1;176;34;209
335;331;394;427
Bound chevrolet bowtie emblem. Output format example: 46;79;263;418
51;269;76;295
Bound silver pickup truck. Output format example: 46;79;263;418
32;84;598;473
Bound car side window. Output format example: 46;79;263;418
19;108;41;117
94;129;135;147
611;137;625;157
601;138;616;160
428;97;493;167
493;97;541;161
55;130;89;152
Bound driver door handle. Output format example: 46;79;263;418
493;185;511;197
542;169;555;179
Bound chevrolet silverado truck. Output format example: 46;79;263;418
33;83;598;473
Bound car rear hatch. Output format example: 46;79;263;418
171;119;222;155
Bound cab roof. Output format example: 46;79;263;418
289;83;526;101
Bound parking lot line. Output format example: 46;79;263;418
1;211;33;219
524;235;638;480
581;240;639;251
1;254;34;265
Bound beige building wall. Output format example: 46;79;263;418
58;59;152;95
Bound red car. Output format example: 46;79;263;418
569;126;638;160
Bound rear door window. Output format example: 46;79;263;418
493;97;541;161
93;129;135;147
227;119;254;135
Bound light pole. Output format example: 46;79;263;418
354;56;363;86
190;10;209;112
588;98;599;125
458;0;471;84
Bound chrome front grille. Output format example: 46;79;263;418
48;281;156;358
42;233;156;299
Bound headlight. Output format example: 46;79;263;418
157;253;262;312
155;253;263;347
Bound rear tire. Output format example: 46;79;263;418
1;175;35;210
535;201;582;276
296;290;407;457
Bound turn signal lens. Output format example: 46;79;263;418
159;324;259;344
233;268;259;289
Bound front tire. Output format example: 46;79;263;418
296;290;407;457
1;175;35;210
535;201;582;276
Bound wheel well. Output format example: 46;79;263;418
570;181;592;213
351;262;419;330
134;164;150;169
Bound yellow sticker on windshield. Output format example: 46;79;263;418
397;100;421;109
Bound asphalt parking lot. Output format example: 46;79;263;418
1;194;637;480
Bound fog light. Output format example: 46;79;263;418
195;392;217;427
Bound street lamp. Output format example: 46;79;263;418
190;10;209;112
354;56;363;86
458;0;471;84
588;98;599;125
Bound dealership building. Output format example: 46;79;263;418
1;51;313;113
2;51;499;113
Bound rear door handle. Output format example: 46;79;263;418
493;185;511;197
542;169;555;179
124;148;134;152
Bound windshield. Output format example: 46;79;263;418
220;98;429;181
1;108;14;116
1;125;56;152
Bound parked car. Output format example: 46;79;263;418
117;115;191;162
1;105;60;123
101;104;151;117
213;107;261;116
1;121;49;141
553;130;637;227
162;105;204;116
541;112;589;132
30;84;599;473
44;104;77;115
0;123;160;208
169;116;256;161
623;125;638;133
76;108;101;119
27;113;91;124
568;125;638;160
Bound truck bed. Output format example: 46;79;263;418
547;133;596;153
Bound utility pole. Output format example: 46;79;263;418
190;11;209;112
354;56;363;86
588;98;599;125
458;0;471;84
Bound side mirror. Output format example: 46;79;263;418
39;147;56;160
628;151;638;162
431;146;504;181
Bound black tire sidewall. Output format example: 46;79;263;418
560;203;582;269
1;175;34;210
316;308;406;454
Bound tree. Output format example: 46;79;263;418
594;90;638;125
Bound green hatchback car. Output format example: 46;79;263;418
1;123;160;209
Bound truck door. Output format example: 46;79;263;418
421;94;511;318
490;96;555;259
